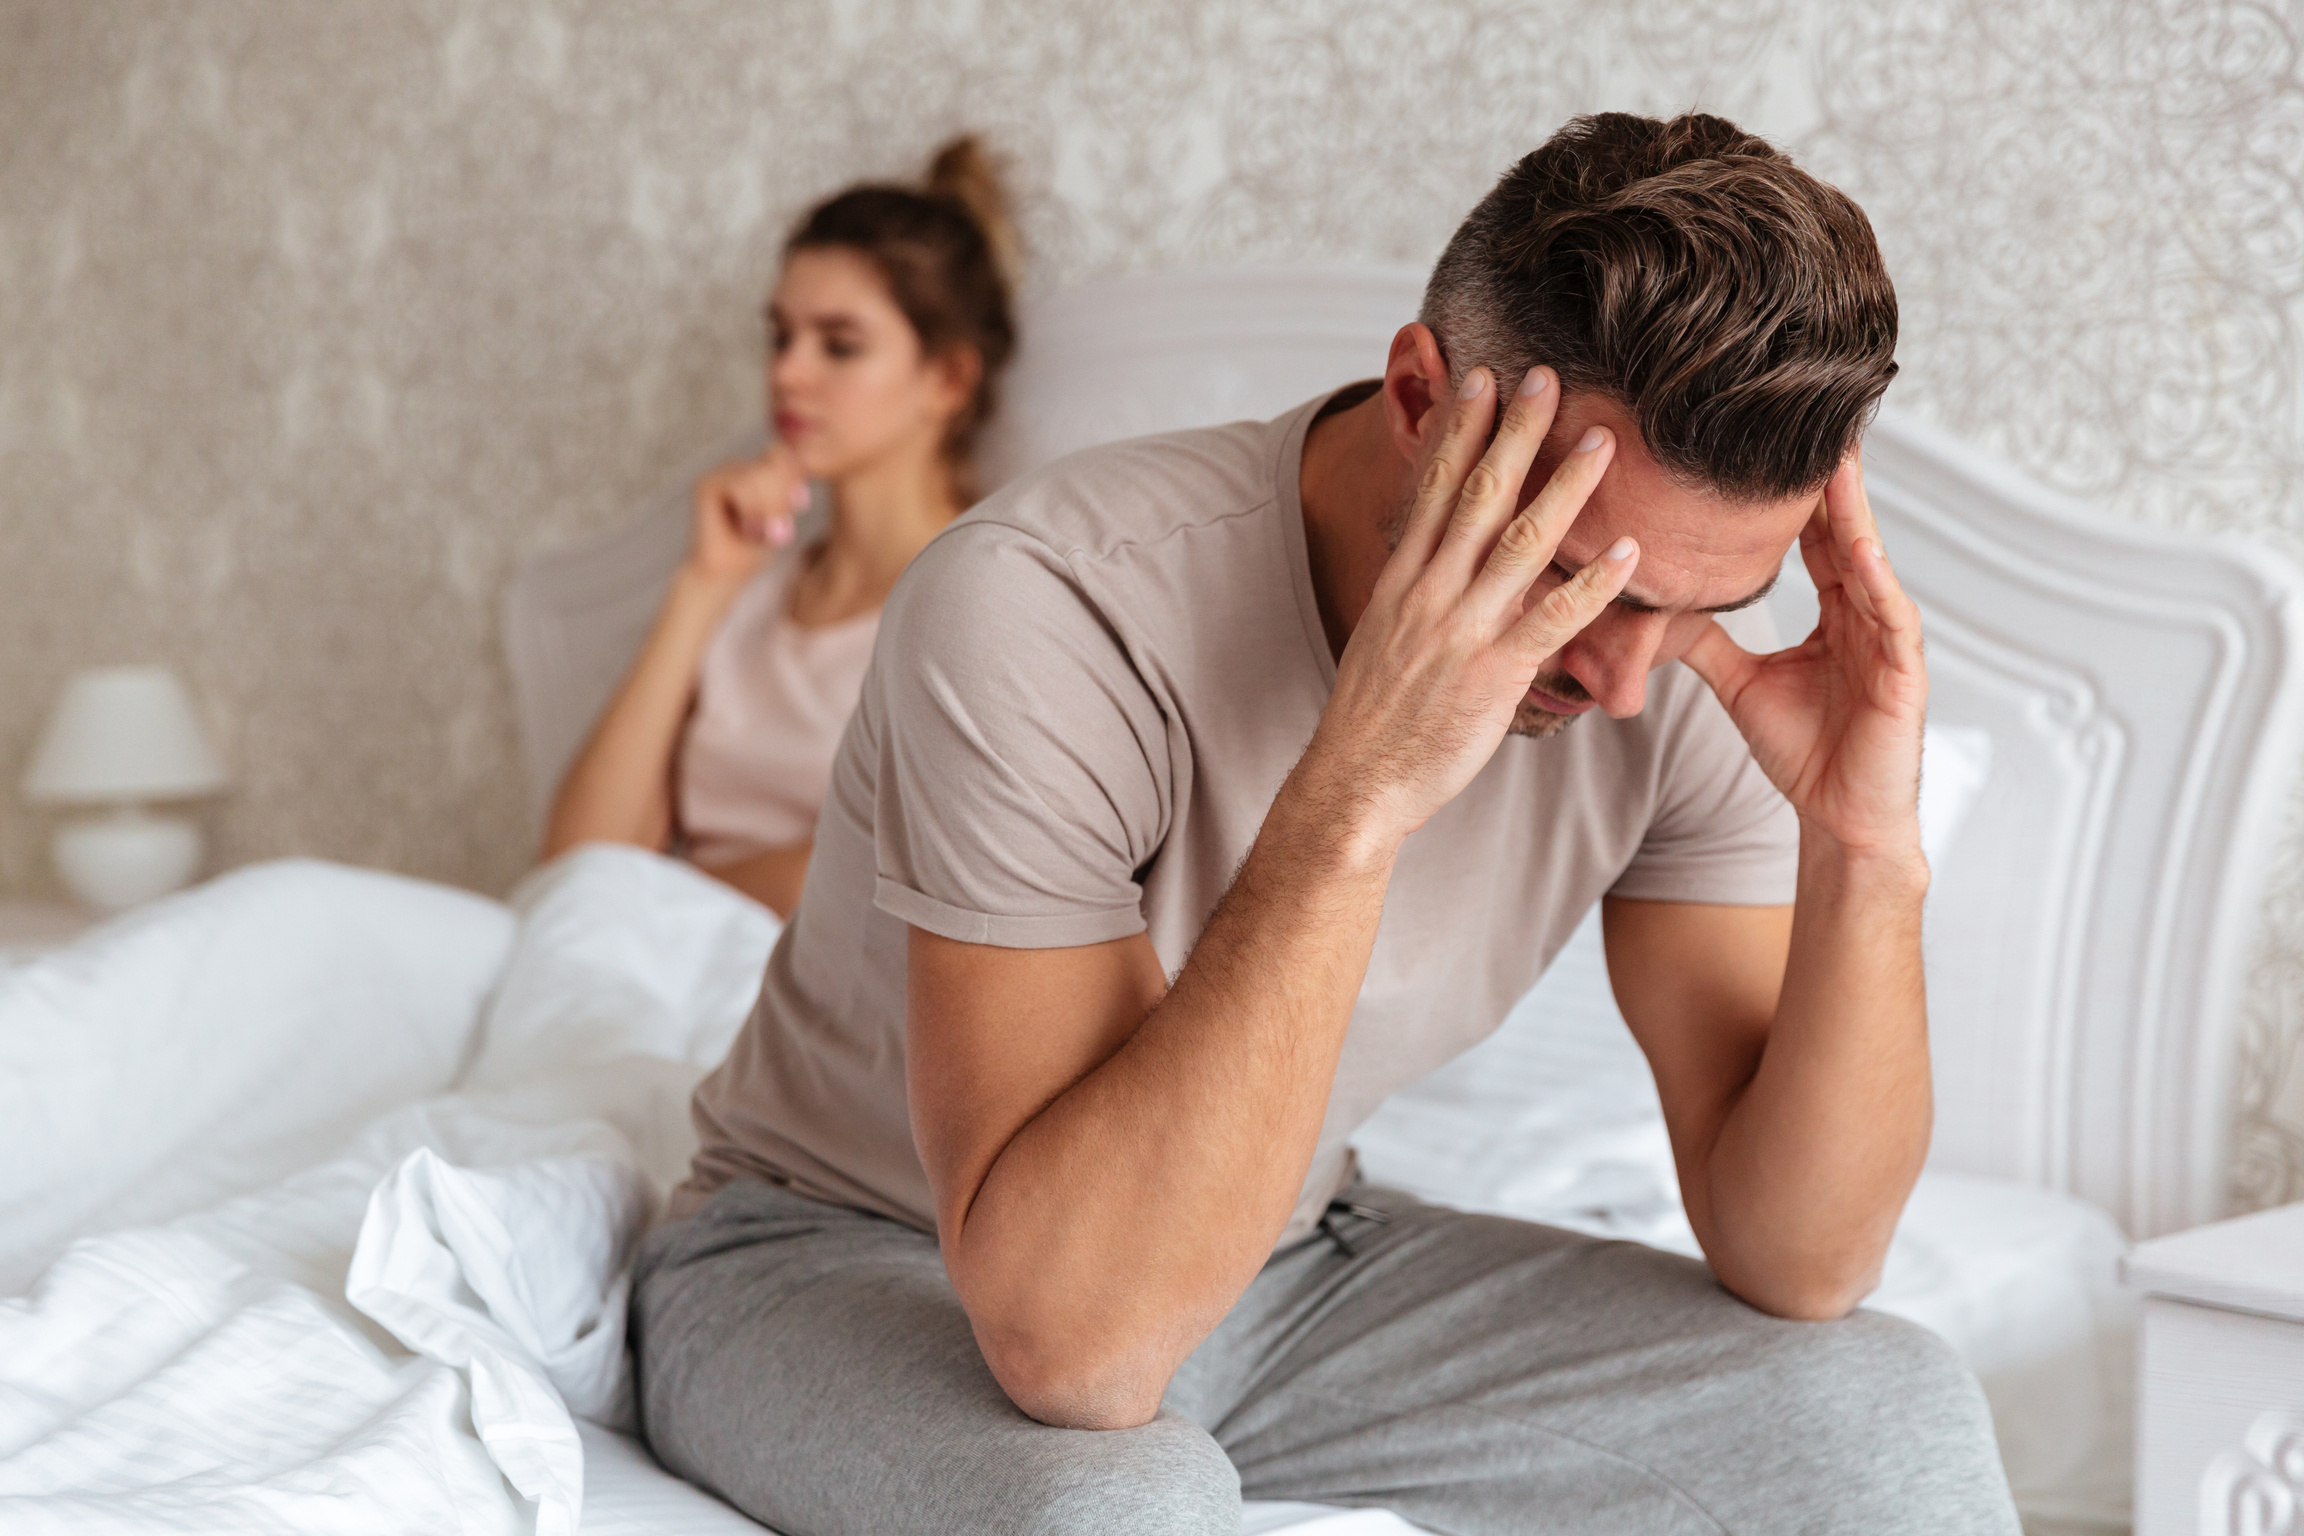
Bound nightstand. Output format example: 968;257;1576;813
0;900;96;963
2123;1202;2304;1534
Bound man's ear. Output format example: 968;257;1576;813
1380;322;1452;465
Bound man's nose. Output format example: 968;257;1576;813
1560;610;1671;718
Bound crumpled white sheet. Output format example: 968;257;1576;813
0;1110;642;1535
346;1139;652;1532
0;846;774;1536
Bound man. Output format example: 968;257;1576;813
633;113;2022;1535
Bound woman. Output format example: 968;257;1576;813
543;138;1018;918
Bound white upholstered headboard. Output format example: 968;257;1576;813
503;263;2304;1239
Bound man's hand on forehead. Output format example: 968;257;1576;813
1682;450;1929;862
1297;361;1639;846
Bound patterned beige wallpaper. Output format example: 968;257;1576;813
3;0;2300;1210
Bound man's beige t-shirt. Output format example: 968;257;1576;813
679;393;1798;1244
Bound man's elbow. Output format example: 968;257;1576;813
975;1319;1170;1431
1721;1255;1883;1322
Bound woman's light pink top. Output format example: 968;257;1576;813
678;544;880;867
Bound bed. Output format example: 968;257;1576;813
5;264;2302;1536
502;263;2304;1532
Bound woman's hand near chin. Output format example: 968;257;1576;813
544;445;810;864
688;445;812;592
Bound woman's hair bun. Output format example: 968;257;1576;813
783;133;1021;495
925;135;1019;289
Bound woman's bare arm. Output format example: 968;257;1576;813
698;840;813;919
541;569;746;857
540;451;805;861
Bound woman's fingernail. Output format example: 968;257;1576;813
1576;427;1607;452
1606;537;1636;561
789;482;811;510
1519;367;1550;397
1458;369;1488;400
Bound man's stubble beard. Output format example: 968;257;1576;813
1380;485;1586;742
1509;695;1581;739
1510;660;1592;738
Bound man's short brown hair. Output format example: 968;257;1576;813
1421;112;1898;501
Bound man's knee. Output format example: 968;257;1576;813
1741;1309;2017;1532
1783;1309;1991;1435
994;1410;1239;1536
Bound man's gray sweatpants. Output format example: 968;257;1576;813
630;1179;2020;1536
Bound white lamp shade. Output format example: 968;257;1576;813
21;666;229;805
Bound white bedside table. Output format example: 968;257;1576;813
0;900;96;963
2123;1203;2304;1535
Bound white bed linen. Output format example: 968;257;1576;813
0;848;2130;1533
0;860;514;1294
0;851;716;1535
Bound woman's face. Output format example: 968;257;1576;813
765;246;969;482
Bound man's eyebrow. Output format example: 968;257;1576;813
1556;561;1779;615
1693;568;1780;615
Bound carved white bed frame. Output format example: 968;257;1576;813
504;264;2304;1240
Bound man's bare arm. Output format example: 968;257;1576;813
907;361;1637;1431
908;787;1392;1430
1606;891;1926;1322
1661;450;1935;1319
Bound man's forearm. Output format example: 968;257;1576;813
941;759;1395;1428
1696;831;1931;1319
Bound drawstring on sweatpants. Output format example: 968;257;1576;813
1317;1197;1391;1257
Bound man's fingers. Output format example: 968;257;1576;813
1798;501;1838;597
1432;366;1558;576
1466;423;1616;616
1504;536;1638;665
1394;369;1499;566
1822;454;1881;619
1826;449;1880;543
1680;618;1762;708
1850;535;1923;673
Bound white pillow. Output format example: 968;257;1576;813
0;859;514;1295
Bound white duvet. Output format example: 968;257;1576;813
0;851;767;1535
0;850;2132;1534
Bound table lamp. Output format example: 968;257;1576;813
20;666;230;910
